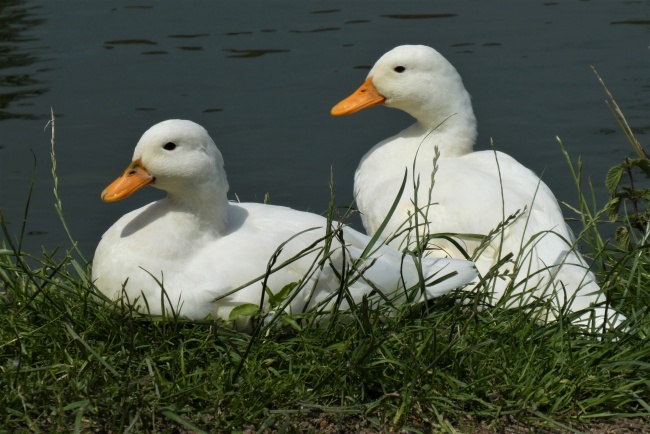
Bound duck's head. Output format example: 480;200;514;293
331;45;474;127
101;119;229;202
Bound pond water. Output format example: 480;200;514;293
1;0;648;258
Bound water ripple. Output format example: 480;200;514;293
223;48;290;58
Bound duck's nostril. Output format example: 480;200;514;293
128;170;137;176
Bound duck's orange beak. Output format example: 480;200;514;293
331;77;386;116
101;158;154;202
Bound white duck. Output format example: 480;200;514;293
331;45;623;329
92;119;477;324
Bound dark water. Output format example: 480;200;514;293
1;0;648;257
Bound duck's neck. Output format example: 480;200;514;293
403;86;477;158
166;182;231;236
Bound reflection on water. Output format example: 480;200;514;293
310;9;341;14
104;39;157;46
290;27;340;33
223;48;290;58
611;20;650;25
381;14;457;19
168;33;210;39
0;0;47;120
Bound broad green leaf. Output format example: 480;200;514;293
280;313;302;331
605;164;624;193
643;188;650;200
615;226;631;251
274;282;298;304
631;158;650;178
228;303;259;321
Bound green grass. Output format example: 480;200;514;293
1;88;649;433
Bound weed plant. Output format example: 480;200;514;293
1;84;649;433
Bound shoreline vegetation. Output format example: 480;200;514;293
1;79;649;433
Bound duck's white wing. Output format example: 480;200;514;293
339;223;478;299
215;203;477;315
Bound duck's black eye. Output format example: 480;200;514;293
163;142;176;151
394;66;406;73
